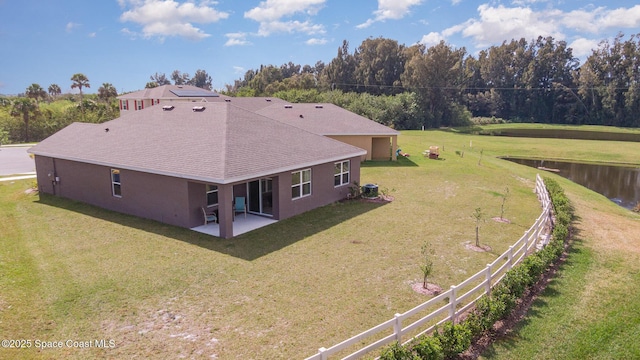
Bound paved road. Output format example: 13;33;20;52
0;145;36;176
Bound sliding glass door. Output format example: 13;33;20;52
248;178;273;216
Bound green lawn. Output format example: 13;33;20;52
1;126;639;359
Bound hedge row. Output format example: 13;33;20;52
379;177;572;360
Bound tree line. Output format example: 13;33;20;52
226;33;640;129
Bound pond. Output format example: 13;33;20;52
480;128;640;142
504;158;640;210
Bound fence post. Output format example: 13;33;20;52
319;347;327;360
394;313;403;342
507;245;514;269
449;285;457;322
485;263;492;295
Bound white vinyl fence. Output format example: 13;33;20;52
305;174;553;360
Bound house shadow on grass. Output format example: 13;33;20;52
36;193;387;261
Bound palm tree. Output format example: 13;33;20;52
48;84;61;100
98;83;117;102
26;83;47;103
70;73;90;102
10;98;39;142
71;73;90;118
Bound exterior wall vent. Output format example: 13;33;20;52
284;105;293;109
266;99;272;102
162;105;175;111
315;105;323;108
192;106;206;112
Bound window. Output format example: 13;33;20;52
334;160;350;187
121;100;128;111
111;169;121;197
292;169;311;199
135;100;143;110
206;185;218;207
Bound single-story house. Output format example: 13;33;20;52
29;102;371;238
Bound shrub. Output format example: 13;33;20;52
433;322;472;359
501;266;531;297
523;254;546;279
379;342;418;360
474;294;507;330
413;335;444;360
461;312;484;339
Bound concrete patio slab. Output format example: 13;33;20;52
191;213;277;237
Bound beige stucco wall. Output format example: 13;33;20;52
328;135;397;161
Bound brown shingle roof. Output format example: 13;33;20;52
29;103;365;184
255;103;399;136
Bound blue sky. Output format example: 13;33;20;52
1;0;639;95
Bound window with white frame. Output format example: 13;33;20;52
121;100;128;110
334;160;350;186
111;169;122;197
135;100;143;110
292;169;311;199
206;184;218;207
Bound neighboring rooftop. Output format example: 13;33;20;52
117;85;219;100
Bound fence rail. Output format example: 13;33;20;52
306;174;553;360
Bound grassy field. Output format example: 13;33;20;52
1;126;639;359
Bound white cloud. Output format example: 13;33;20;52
245;0;325;22
357;0;424;28
306;37;328;45
419;32;444;47
233;66;245;74
119;0;229;41
245;0;326;36
593;5;640;30
569;37;600;59
256;20;324;36
66;22;80;33
224;32;251;47
433;4;640;51
460;5;564;47
88;32;96;38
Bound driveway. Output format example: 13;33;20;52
0;145;36;176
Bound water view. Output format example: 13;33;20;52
505;158;640;210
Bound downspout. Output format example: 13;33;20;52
51;158;58;195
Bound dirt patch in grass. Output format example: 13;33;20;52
412;282;443;296
465;243;492;252
492;217;511;224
